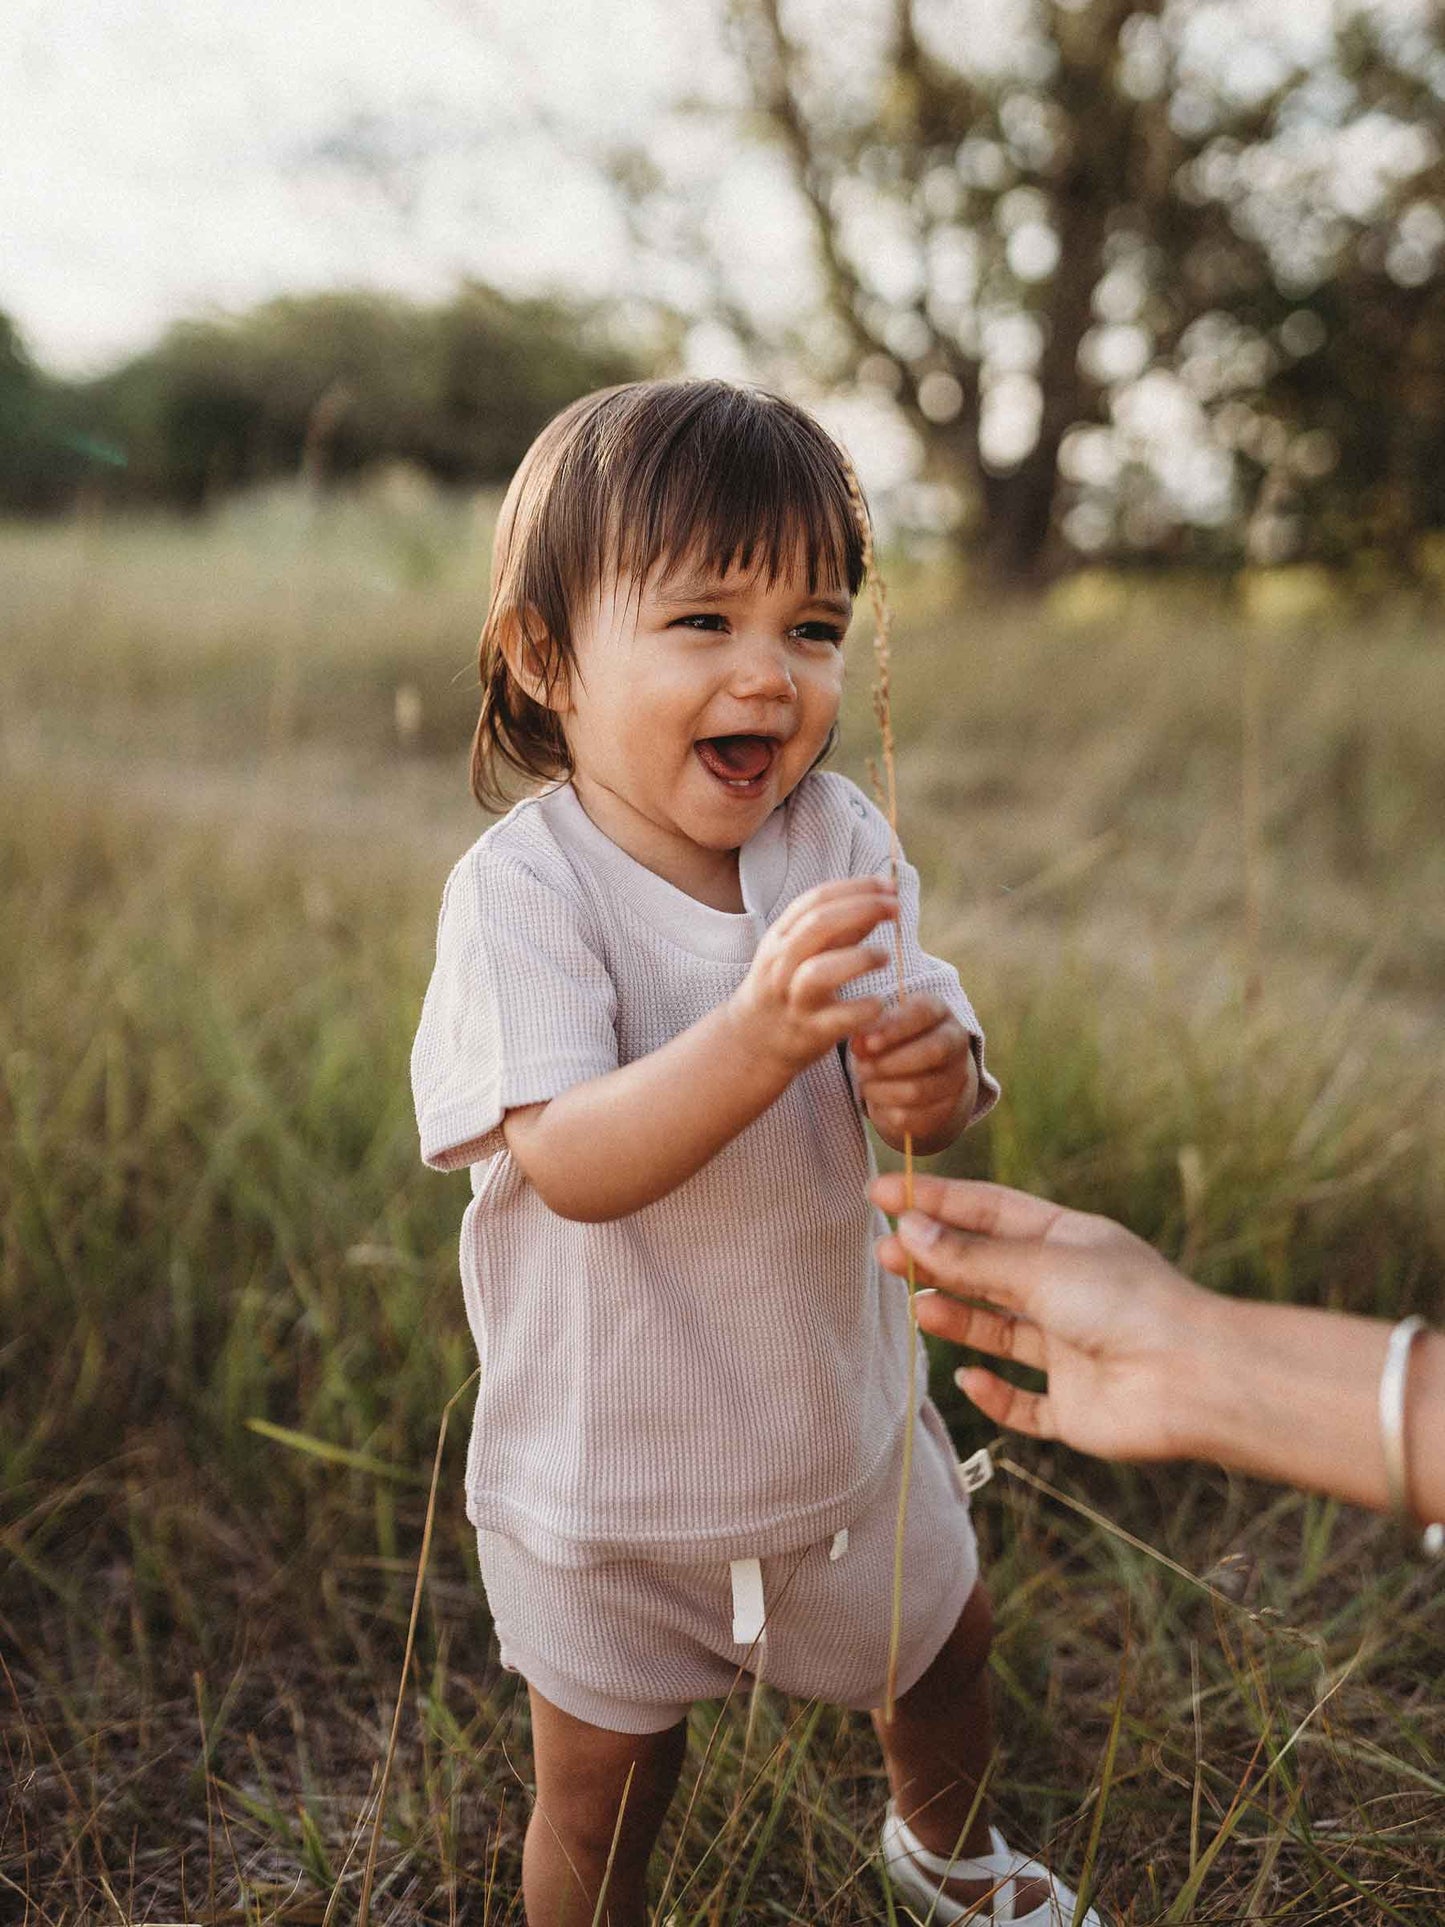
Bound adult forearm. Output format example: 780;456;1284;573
504;1003;793;1220
1182;1296;1445;1524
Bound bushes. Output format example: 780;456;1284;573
0;286;643;512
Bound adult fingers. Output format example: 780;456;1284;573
953;1367;1054;1441
875;1216;1054;1319
869;1173;1074;1244
912;1289;1047;1372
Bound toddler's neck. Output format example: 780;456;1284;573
569;775;746;913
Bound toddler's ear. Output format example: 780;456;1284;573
499;607;567;713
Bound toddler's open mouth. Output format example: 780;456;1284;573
694;734;779;796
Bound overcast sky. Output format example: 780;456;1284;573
2;0;744;375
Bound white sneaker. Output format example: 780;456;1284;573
880;1803;1108;1926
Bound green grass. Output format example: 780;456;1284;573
2;498;1444;1920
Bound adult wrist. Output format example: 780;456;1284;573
1178;1293;1395;1508
1153;1274;1243;1465
1379;1317;1445;1552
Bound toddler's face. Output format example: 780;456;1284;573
557;547;851;855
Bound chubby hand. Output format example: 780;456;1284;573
728;877;898;1076
850;992;977;1152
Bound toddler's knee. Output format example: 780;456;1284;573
959;1580;993;1660
922;1580;994;1699
531;1788;616;1865
530;1790;635;1870
951;1579;994;1683
531;1739;682;1871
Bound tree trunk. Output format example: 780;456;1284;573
974;436;1068;588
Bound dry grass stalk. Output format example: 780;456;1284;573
845;469;916;1726
1241;631;1264;1010
1240;462;1290;1010
355;1365;479;1927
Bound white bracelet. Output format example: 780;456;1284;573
1379;1315;1444;1557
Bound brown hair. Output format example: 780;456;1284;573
470;378;868;810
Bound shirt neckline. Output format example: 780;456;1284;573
537;782;793;961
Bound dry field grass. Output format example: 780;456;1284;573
3;493;1443;1921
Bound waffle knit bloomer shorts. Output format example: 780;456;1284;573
476;1400;980;1735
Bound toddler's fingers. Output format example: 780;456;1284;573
771;895;896;971
770;878;896;942
856;1073;953;1116
870;1106;954;1147
813;995;888;1047
852;1019;964;1079
790;944;891;1008
852;993;947;1058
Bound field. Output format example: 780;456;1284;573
3;489;1444;1922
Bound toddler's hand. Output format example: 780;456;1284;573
729;878;897;1076
850;993;976;1149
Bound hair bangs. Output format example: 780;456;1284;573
607;385;865;601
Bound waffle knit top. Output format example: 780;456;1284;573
410;771;999;1568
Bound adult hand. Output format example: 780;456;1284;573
873;1173;1445;1520
870;1174;1209;1463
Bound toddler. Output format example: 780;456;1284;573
412;379;1101;1926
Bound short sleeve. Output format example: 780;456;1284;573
841;779;1001;1124
410;849;619;1170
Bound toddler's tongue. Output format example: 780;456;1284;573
697;735;775;782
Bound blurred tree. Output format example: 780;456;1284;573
0;312;47;506
1234;16;1445;573
65;286;640;509
0;313;99;511
630;0;1444;583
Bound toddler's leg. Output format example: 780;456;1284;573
524;1683;688;1927
874;1582;1052;1917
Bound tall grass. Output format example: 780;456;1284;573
2;500;1443;1919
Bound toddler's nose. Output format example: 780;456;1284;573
734;639;796;700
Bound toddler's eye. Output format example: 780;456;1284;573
793;622;846;645
673;613;727;632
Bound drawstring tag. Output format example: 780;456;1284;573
729;1557;766;1646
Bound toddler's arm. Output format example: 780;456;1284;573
502;877;897;1220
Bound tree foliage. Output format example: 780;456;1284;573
0;315;115;512
0;285;641;512
705;0;1445;580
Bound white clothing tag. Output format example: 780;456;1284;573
957;1447;994;1495
829;1526;849;1561
730;1557;766;1646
